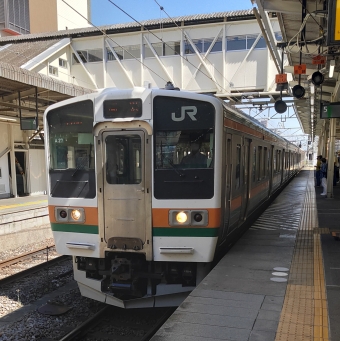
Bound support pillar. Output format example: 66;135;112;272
9;125;17;197
327;119;336;198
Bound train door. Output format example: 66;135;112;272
240;138;251;221
102;130;148;252
222;134;232;240
270;145;275;194
281;149;285;184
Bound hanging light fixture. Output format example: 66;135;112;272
329;59;335;78
274;99;287;114
292;84;305;98
311;71;324;86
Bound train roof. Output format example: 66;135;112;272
220;99;300;150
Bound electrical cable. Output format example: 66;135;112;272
152;0;236;93
61;0;168;84
107;0;232;94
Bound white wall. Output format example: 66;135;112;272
0;124;11;198
57;0;91;30
28;149;46;195
24;16;281;94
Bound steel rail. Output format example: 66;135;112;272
0;255;71;286
58;306;109;341
0;245;55;268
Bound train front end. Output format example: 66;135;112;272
44;87;223;308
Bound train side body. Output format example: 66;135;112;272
43;87;303;308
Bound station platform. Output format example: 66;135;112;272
0;194;50;252
152;169;340;341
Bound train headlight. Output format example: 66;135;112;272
169;210;190;226
55;207;85;223
169;210;208;226
71;209;82;221
176;212;188;223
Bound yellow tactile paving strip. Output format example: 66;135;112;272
275;172;329;341
0;200;47;210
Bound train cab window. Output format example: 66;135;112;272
46;100;95;198
235;144;241;189
153;96;215;199
155;130;213;169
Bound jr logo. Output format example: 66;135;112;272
171;106;197;121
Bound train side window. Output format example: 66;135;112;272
273;150;276;172
263;147;267;178
267;149;270;176
277;150;281;171
252;146;256;182
257;146;262;181
235;144;241;189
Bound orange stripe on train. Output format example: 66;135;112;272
250;180;269;198
152;208;221;228
224;118;276;142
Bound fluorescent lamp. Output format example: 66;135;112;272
329;60;335;78
310;84;315;94
0;115;18;122
310;96;314;105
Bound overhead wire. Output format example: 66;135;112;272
61;0;169;84
152;0;235;93
107;0;232;94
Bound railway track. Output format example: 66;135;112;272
0;250;71;286
58;305;176;341
0;245;56;268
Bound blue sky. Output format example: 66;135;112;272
91;0;254;26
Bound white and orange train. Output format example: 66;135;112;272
44;86;303;308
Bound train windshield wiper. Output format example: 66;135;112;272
72;167;81;177
165;158;185;177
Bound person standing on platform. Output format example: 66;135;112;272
315;155;322;187
334;161;339;186
320;158;328;196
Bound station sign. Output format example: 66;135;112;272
312;55;326;65
320;102;340;119
294;64;306;75
20;117;38;131
275;74;287;84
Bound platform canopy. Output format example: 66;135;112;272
254;0;340;141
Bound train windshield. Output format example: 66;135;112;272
155;129;213;169
46;100;95;198
153;96;215;199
